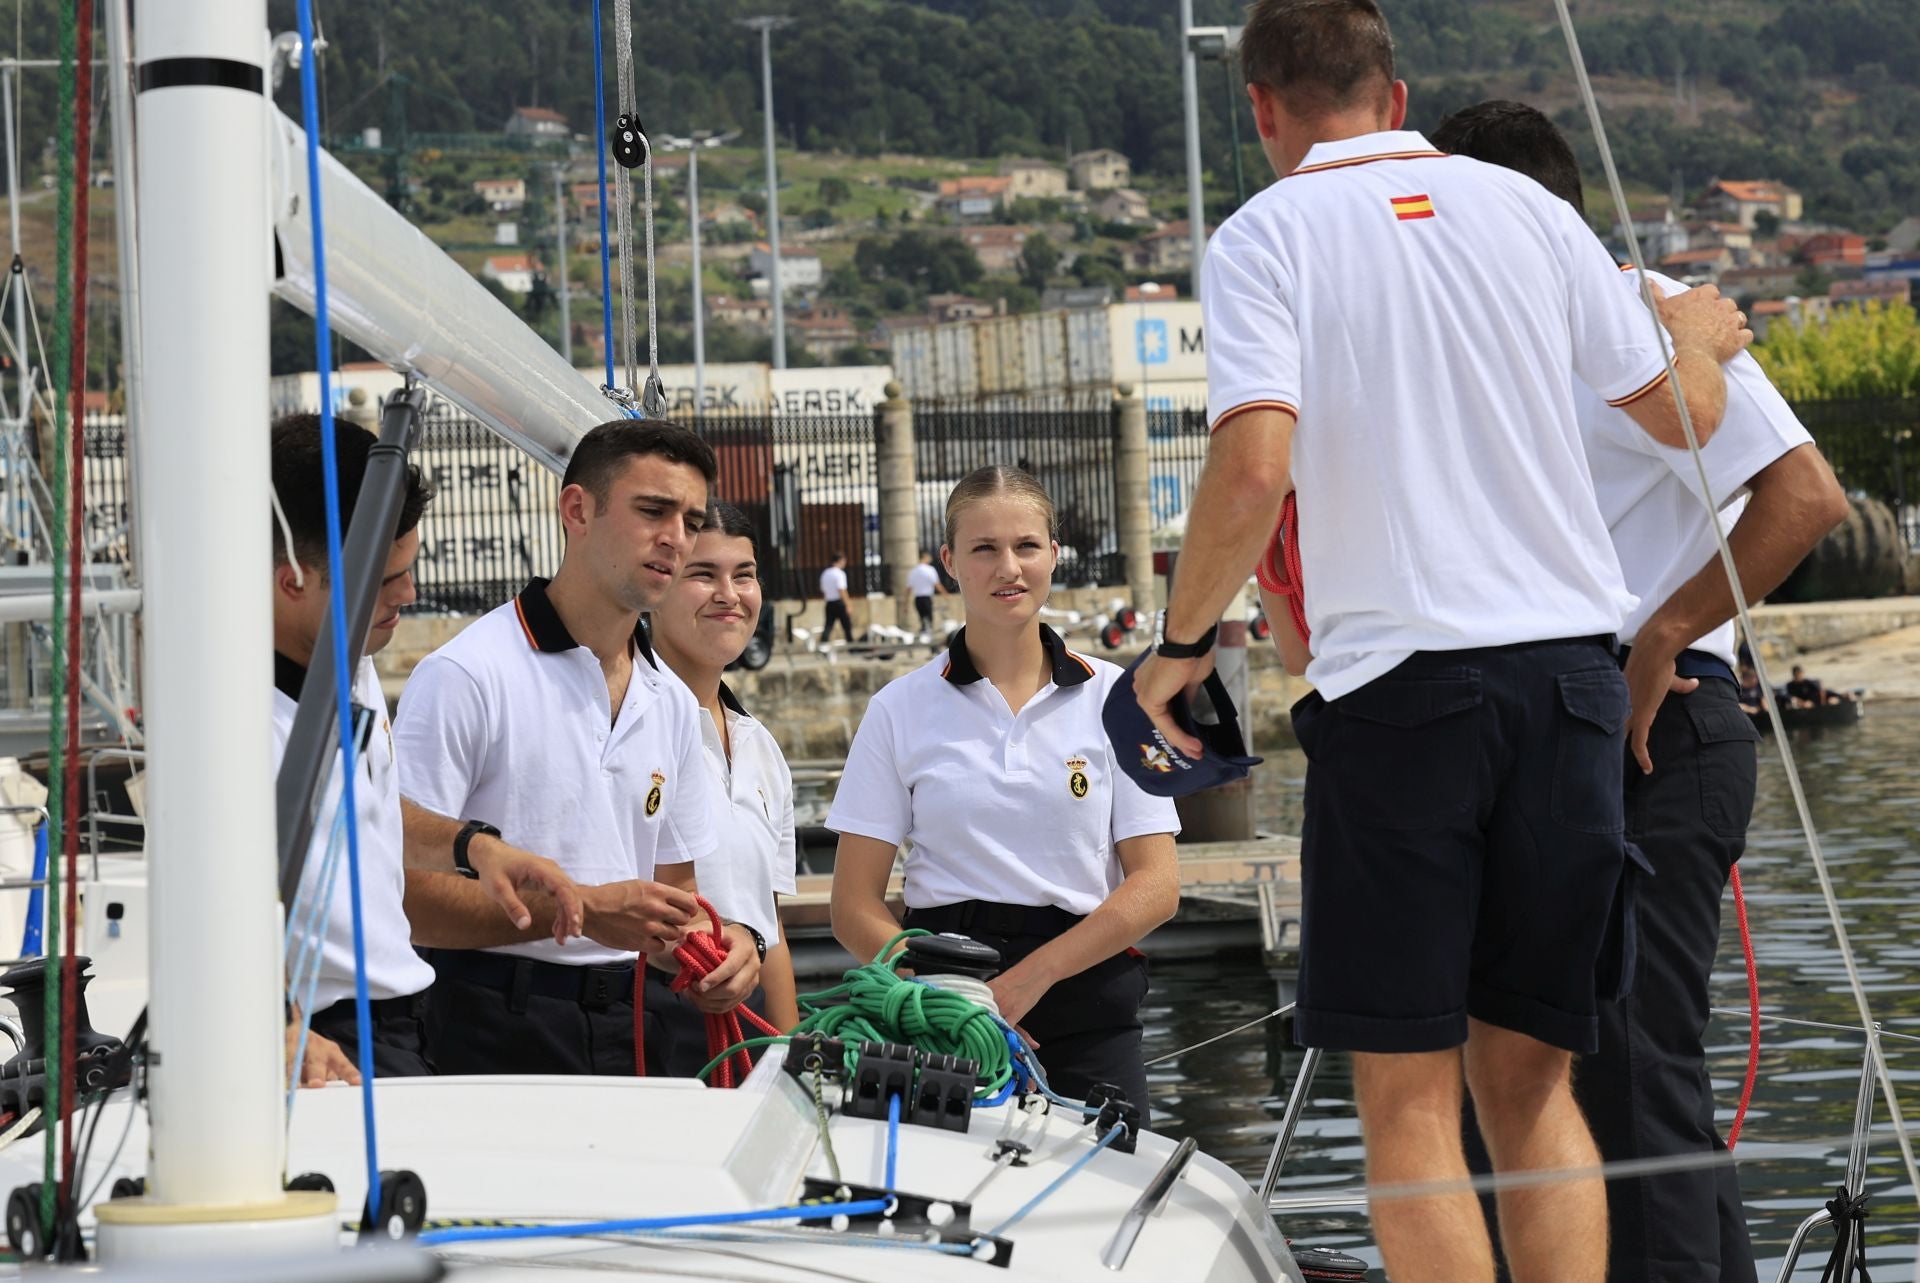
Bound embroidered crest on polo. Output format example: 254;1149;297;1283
1391;193;1435;221
645;769;666;817
1066;755;1090;798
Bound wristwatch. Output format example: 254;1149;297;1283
734;922;768;963
452;819;502;880
1154;610;1217;660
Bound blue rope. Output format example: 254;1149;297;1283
19;823;45;955
884;1091;901;1190
985;1123;1127;1238
418;1197;892;1246
286;804;351;1115
294;0;380;1221
590;0;616;389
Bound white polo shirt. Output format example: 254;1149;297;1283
274;653;435;1013
907;563;940;598
1204;129;1668;700
394;578;717;967
827;626;1179;916
820;565;849;602
1582;268;1812;668
689;684;797;948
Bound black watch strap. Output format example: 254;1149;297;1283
452;820;501;879
1156;616;1218;660
737;922;767;962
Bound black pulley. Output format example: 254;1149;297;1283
610;112;649;169
901;933;1002;980
5;1183;42;1257
359;1169;428;1241
286;1171;334;1193
109;1176;145;1200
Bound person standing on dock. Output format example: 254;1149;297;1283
1131;3;1750;1280
1432;99;1850;1283
395;420;762;1076
828;466;1181;1111
819;551;856;645
269;416;583;1085
650;500;803;1066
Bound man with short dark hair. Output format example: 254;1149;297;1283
270;415;582;1084
397;418;763;1076
1433;98;1848;1283
1131;3;1751;1279
820;551;854;645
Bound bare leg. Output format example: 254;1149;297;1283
1352;1048;1496;1283
1464;1018;1607;1283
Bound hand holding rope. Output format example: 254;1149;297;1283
634;896;780;1086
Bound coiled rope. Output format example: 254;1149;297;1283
634;895;781;1087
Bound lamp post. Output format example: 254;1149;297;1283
738;15;793;369
660;130;739;415
1188;26;1247;211
1179;0;1206;299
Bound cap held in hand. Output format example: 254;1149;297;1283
1103;650;1263;798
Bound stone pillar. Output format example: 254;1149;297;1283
340;385;379;431
1114;383;1156;618
876;382;919;630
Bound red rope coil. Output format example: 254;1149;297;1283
1256;492;1310;646
633;896;781;1086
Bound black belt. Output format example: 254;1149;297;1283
1617;644;1737;687
424;948;636;1012
904;900;1084;940
315;991;427;1024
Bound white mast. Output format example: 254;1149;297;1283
96;0;334;1255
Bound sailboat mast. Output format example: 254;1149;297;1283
96;0;333;1255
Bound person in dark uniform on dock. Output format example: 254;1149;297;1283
1130;4;1751;1280
828;465;1180;1111
1432;99;1849;1283
269;415;583;1084
395;419;761;1076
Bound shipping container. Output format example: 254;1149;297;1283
1106;300;1206;388
770;365;895;417
933;324;980;401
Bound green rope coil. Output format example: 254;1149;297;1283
696;930;1014;1098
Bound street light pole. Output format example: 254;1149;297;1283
739;15;793;370
553;164;572;366
1180;0;1207;300
688;144;705;411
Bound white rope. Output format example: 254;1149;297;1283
1144;1003;1292;1067
269;480;306;589
1550;8;1920;1271
0;1105;39;1152
611;0;639;396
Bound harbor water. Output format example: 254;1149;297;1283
1142;704;1920;1280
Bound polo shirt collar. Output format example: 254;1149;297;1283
942;624;1094;689
718;681;748;717
513;576;658;668
1289;129;1442;177
273;651;308;703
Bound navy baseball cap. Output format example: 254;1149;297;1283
1103;651;1263;797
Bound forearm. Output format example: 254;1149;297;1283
761;939;801;1031
833;894;905;967
1638;445;1846;656
1010;861;1179;991
1165;412;1292;643
1673;347;1729;442
403;869;565;949
400;798;468;871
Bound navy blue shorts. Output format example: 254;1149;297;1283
1289;638;1631;1055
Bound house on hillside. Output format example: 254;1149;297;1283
1656;246;1733;281
1042;285;1113;310
705;202;759;229
1090;188;1151;226
1830;277;1910;307
1069;148;1131;192
748;243;823;294
946;224;1032;273
1129;220;1209;274
1123;283;1181;302
1719;264;1805;301
1616;201;1686;262
936;176;1014;221
474;178;526;212
571;182;602;215
504;106;570;139
1699;180;1803;230
790;304;862;362
1800;232;1866;268
708;294;773;333
482;254;540;294
926;293;998;324
1683;221;1754;261
998;158;1069;201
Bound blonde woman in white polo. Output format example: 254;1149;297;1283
828;465;1180;1110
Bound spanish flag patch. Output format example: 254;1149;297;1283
1391;194;1436;221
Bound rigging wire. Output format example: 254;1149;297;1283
611;0;639;394
1143;1004;1293;1068
589;0;617;391
1551;5;1920;1261
292;0;382;1223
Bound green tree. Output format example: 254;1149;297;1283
1019;233;1061;289
818;176;852;207
1752;301;1920;398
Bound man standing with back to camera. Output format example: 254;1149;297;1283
1132;2;1750;1279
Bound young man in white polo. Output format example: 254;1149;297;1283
395;419;762;1076
1433;99;1849;1283
270;416;583;1085
819;551;854;645
1131;3;1751;1280
906;551;943;636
